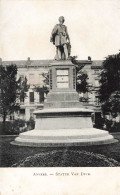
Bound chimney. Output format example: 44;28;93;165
26;57;31;67
28;57;30;61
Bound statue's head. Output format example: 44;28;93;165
59;16;65;24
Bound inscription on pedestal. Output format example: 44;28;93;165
73;68;76;89
56;69;69;88
49;69;52;90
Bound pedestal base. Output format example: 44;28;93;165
34;108;93;130
12;107;117;147
12;128;117;147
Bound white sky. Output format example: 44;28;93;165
0;0;120;61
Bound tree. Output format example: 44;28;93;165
76;67;89;94
99;52;120;118
42;72;49;86
34;72;49;102
0;64;29;123
71;56;89;95
19;76;30;102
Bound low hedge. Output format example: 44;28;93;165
26;117;35;130
12;149;120;167
94;118;120;132
0;117;35;135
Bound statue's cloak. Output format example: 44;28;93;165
50;24;69;46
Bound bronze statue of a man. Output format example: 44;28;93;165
50;16;71;60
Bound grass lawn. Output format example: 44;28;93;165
0;133;120;167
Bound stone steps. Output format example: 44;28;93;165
11;138;117;147
19;129;109;140
12;128;118;147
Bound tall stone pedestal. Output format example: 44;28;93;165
44;60;81;108
13;60;117;147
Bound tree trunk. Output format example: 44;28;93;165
3;113;6;124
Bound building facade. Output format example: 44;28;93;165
0;57;103;121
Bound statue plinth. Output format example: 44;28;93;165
44;60;81;108
13;59;116;147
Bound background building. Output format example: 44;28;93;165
0;57;103;121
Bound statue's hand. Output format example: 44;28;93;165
67;39;70;44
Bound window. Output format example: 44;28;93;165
29;74;34;84
56;69;69;88
20;109;25;115
39;92;44;103
29;92;34;103
94;70;99;74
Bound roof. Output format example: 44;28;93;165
91;60;103;69
91;60;103;66
1;59;53;67
1;58;103;68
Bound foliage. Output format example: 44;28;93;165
104;120;120;132
13;118;26;128
0;64;29;123
34;72;49;100
70;55;78;64
0;119;27;135
0;65;20;123
71;56;89;94
99;52;120;118
0;117;35;135
26;117;35;130
76;69;89;94
34;85;49;96
93;116;120;132
12;149;120;167
19;76;30;102
42;72;49;86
